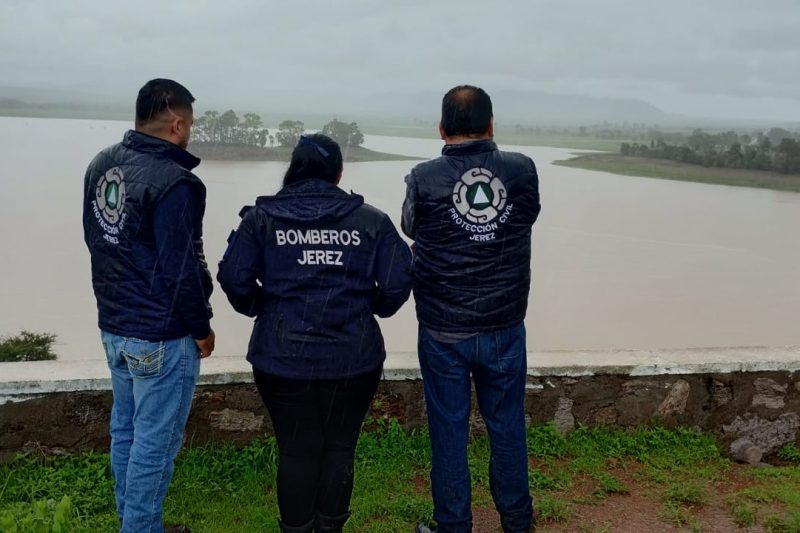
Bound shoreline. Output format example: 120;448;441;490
555;152;800;193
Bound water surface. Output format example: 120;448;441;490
1;117;799;362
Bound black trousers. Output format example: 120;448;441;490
253;366;382;527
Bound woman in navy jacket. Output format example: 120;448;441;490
218;133;412;533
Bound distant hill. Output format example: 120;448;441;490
0;84;791;129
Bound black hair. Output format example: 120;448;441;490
440;85;493;137
282;134;343;187
135;78;195;127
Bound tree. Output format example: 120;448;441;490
276;120;305;147
776;138;800;173
321;119;364;148
218;110;239;143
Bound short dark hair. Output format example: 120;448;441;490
440;85;493;137
283;133;343;187
135;78;195;126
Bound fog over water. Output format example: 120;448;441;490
1;116;800;362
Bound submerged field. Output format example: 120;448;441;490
555;153;800;193
2;422;799;532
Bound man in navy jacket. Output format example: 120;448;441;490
82;79;214;533
403;85;541;533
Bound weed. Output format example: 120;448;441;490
764;511;800;533
593;472;628;498
0;495;75;532
777;443;800;463
664;500;702;532
529;469;572;492
536;495;574;523
664;481;705;506
728;497;756;528
0;331;57;362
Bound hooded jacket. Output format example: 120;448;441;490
83;130;213;341
402;139;541;332
218;178;412;379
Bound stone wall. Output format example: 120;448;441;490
2;371;798;462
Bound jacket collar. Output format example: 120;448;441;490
441;138;498;157
276;178;348;197
255;178;365;223
122;130;201;171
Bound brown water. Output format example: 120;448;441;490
1;117;799;362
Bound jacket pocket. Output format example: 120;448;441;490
121;337;165;378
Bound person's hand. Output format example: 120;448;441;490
195;328;215;359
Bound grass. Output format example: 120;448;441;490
361;124;631;152
1;423;799;532
555;152;800;193
0;331;57;362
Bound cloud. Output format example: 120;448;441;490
1;0;798;121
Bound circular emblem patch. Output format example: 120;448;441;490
95;167;127;225
452;168;507;223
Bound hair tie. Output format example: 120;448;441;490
299;135;330;158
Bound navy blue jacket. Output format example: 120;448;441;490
83;130;213;341
218;179;412;379
402;139;540;332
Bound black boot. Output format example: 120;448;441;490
278;518;315;533
315;511;350;533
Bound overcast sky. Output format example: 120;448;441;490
1;0;798;123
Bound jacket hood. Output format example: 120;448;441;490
254;178;364;223
122;130;201;171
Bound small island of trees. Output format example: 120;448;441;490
188;110;410;162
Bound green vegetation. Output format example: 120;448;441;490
555;153;800;192
192;111;417;162
495;131;628;151
360;124;632;151
0;331;57;362
621;128;800;174
191;143;419;163
778;443;800;463
1;424;799;532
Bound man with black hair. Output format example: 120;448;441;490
83;78;214;533
403;85;541;533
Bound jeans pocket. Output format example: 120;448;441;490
493;325;527;375
121;338;165;378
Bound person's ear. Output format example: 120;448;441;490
487;118;494;138
439;122;446;140
335;168;343;185
168;115;180;141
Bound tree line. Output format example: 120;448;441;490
193;110;364;149
620;128;800;174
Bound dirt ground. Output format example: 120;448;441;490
469;467;773;533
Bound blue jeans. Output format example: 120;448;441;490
101;331;200;533
418;323;533;533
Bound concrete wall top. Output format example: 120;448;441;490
2;346;799;403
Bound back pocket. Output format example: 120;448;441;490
121;338;165;378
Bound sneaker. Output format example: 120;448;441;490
415;523;436;533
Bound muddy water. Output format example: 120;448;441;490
1;117;799;362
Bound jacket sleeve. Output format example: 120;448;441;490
524;158;542;226
401;170;418;239
373;215;413;318
153;182;212;340
216;209;265;317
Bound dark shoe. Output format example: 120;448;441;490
279;518;316;533
415;523;436;533
316;511;350;533
164;526;190;533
